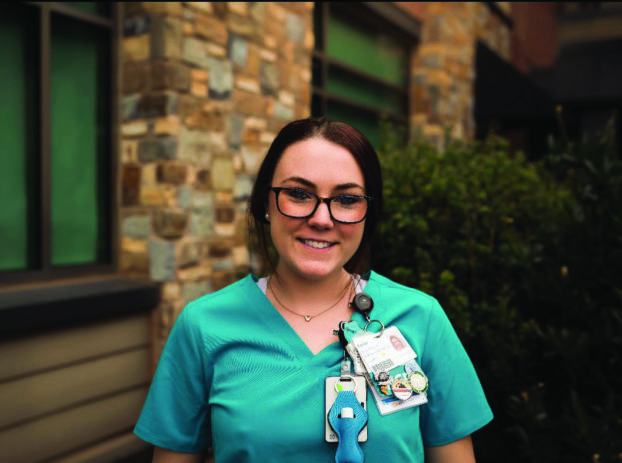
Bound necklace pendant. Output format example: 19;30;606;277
304;315;312;322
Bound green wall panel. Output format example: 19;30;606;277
0;8;32;271
64;2;111;17
327;66;404;114
50;16;102;266
327;11;407;86
327;102;380;149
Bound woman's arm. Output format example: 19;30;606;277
425;435;475;463
152;447;207;463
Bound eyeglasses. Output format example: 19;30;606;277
271;187;373;224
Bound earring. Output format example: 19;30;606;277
265;213;270;222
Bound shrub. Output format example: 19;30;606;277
373;126;622;461
520;124;622;462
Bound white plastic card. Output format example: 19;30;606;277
351;326;417;375
345;343;366;374
351;326;428;415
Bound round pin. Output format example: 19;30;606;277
391;378;413;401
408;371;429;394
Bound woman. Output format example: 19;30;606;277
134;117;493;462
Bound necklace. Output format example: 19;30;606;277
268;276;354;322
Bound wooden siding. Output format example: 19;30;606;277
48;432;150;463
0;313;152;463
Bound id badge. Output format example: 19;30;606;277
351;326;428;415
325;375;368;442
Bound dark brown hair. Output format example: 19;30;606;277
247;117;383;275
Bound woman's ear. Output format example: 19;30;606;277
263;198;271;223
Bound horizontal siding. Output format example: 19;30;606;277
0;387;148;463
0;347;150;429
48;432;150;463
0;313;150;381
0;312;153;463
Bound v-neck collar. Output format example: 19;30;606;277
245;273;376;363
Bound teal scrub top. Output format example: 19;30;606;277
134;272;493;462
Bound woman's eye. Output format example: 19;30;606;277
335;195;362;206
286;189;313;201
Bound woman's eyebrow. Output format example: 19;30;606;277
280;176;315;187
280;177;364;192
333;182;364;192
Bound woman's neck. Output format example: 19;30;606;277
270;267;352;311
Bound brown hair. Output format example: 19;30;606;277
247;117;383;275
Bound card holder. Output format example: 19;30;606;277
325;375;368;442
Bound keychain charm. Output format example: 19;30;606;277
325;376;368;443
328;387;368;463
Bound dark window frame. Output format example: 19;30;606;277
0;2;120;285
312;2;420;126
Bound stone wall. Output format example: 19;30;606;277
119;2;314;358
403;2;512;148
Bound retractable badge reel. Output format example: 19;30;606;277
350;293;373;321
351;293;385;336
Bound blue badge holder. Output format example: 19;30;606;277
328;390;368;463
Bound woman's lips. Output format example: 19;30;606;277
297;238;337;249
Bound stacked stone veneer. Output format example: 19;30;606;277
119;2;313;356
117;2;513;358
401;2;511;149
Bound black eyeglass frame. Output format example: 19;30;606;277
270;187;374;224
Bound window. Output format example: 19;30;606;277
0;3;117;283
312;3;417;146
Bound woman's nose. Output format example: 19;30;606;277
307;200;334;228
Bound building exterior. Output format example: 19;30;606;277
1;2;618;462
117;0;515;362
478;2;622;157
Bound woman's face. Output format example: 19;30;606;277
267;137;366;282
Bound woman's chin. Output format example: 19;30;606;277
280;262;345;282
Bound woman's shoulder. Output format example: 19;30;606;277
190;273;255;302
368;271;440;307
366;271;451;327
181;274;259;321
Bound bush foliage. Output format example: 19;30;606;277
373;125;622;462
